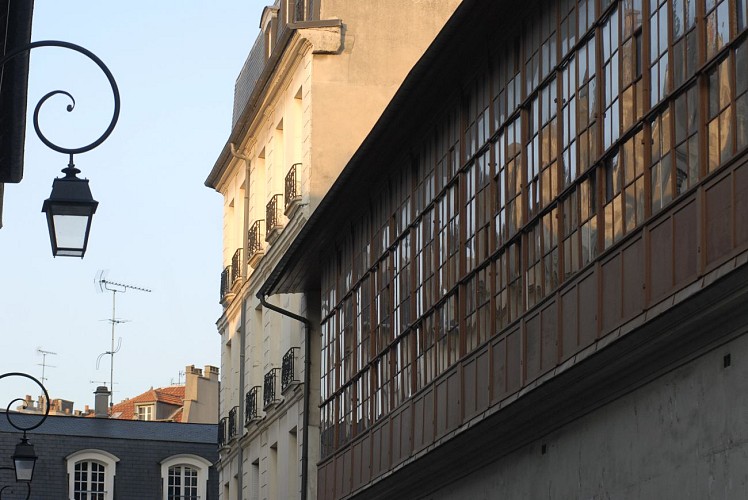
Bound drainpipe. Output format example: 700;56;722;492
230;143;251;500
258;291;312;500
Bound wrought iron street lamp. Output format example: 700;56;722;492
0;40;120;257
10;438;36;482
41;164;98;258
0;372;50;490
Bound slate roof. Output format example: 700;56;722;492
0;412;217;444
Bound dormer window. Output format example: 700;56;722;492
137;404;153;421
265;22;273;59
161;455;212;500
260;6;279;61
66;450;119;500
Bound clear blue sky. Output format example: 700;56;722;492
1;1;268;411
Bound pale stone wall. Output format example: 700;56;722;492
307;0;462;210
183;365;219;424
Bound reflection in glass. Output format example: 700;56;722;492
707;58;734;172
706;0;729;59
737;42;748;150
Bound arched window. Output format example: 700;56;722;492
160;454;212;500
66;449;119;500
260;6;279;61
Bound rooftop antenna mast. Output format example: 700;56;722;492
95;270;151;405
174;369;185;386
36;347;58;386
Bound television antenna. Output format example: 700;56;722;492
94;270;151;405
171;369;186;386
36;347;57;386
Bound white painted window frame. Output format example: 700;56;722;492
66;449;119;500
137;404;154;421
160;454;212;500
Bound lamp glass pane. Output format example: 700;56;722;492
14;459;34;481
53;214;89;251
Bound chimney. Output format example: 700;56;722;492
94;386;110;418
205;365;219;381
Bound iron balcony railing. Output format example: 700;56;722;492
245;386;262;425
248;220;265;266
263;368;282;409
281;347;300;392
228;406;239;440
218;416;228;447
231;248;243;286
220;266;232;302
284;163;302;213
266;194;284;238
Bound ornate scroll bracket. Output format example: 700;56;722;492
0;372;50;436
1;40;120;167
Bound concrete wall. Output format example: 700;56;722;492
424;331;748;500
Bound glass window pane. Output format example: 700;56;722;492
737;94;748;150
719;108;733;163
737;41;748;96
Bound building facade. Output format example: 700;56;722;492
0;413;218;499
259;0;748;497
205;1;460;499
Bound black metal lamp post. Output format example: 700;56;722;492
0;372;50;497
0;40;120;257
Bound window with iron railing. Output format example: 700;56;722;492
220;266;232;301
266;194;284;237
245;386;262;424
248;220;266;263
285;163;302;213
218;417;228;447
228;406;239;440
263;368;282;408
281;347;300;392
231;248;244;286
